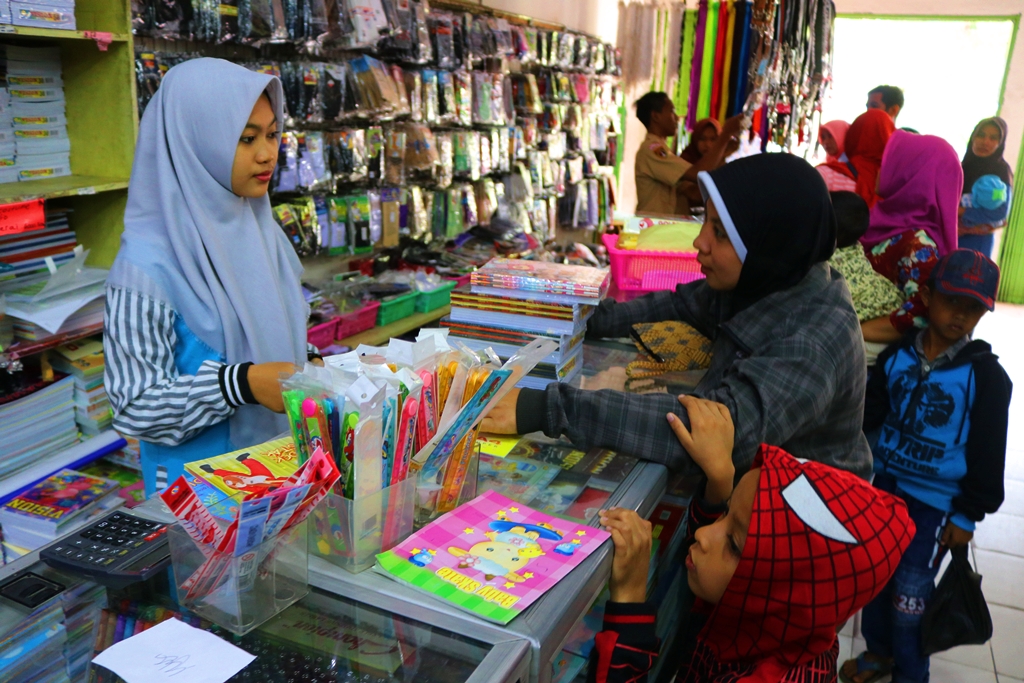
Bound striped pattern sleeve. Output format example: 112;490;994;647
104;286;252;446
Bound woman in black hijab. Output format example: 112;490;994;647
483;154;872;480
959;116;1014;258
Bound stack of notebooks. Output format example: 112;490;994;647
0;369;78;481
0;45;71;182
0;468;120;558
0;209;77;279
0;65;11;181
50;338;111;435
442;258;610;390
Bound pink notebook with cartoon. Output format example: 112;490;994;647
375;490;610;624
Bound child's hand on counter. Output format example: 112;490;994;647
667;395;736;504
600;507;653;604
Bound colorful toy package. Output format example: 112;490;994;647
184;437;299;499
375;490;610;624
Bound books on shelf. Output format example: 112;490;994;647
48;338;111;434
375;490;610;625
0;467;119;550
0;371;78;480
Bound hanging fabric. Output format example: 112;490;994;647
686;0;709;129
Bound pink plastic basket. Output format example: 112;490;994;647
307;318;340;350
601;232;704;293
336;301;381;340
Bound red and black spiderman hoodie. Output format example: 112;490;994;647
587;445;915;683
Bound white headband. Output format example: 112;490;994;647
697;170;747;263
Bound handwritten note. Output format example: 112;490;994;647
91;617;255;683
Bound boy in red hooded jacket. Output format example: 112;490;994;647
590;397;916;683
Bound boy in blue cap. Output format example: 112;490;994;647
843;249;1013;683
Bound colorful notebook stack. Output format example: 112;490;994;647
49;338;111;435
443;258;609;390
0;45;71;182
0;59;12;181
0;468;119;556
0;372;78;481
0;209;77;279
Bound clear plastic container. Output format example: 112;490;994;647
167;518;309;636
310;476;416;573
414;444;480;528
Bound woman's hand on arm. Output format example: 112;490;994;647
666;395;736;503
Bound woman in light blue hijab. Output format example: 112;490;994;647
104;58;312;495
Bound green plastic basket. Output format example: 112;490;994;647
376;290;419;326
414;280;457;313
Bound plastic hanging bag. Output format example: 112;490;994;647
921;545;993;655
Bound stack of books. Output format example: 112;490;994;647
0;370;78;481
50;338;111;435
0;468;119;558
442;258;609;389
0;63;12;182
2;45;71;182
0;209;77;279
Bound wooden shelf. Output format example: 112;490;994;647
336;306;450;348
0;175;129;204
0;25;130;41
2;324;102;361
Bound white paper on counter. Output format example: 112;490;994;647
91;617;255;683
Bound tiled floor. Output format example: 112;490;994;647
839;303;1024;682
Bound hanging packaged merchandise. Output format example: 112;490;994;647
534;70;551;102
408;185;429;240
445;187;463;237
217;0;239;43
367;189;383;244
135;52;162;118
557;32;574;68
325;128;367;183
190;0;217;42
563;104;581;133
498;74;512;126
489;129;502;172
347;193;373;253
520;117;536;148
379;187;400;247
437;70;458;125
341;0;388;47
466;14;488;62
471;72;493;125
403;122;439;171
512;124;526;160
273;131;301;193
526;150;542;194
321;63;346;121
535;30;549;67
384;127;407;186
273;202;314;255
429;13;457;70
571;74;590;104
543;132;565;161
132;0;152;35
460;184;478;229
151;0;189;39
388;64;411;118
421;69;439;124
429;188;444;237
301;131;331;189
478;134;491;176
404;69;423;121
379;0;414;57
366;125;385;185
539;103;562;132
348;55;402;116
555;72;572;102
590;40;605;73
327;196;349;254
294;132;321;190
452;131;480;181
435;132;453;189
510;73;541;114
491;17;513;56
239;0;288;44
574;35;589;70
452;70;472;127
582;150;599;177
474;178;497;226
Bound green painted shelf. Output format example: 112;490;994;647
0;25;130;41
0;175;128;203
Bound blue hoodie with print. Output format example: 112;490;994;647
864;332;1012;531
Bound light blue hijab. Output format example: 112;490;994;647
108;58;307;449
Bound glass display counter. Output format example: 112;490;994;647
0;547;530;683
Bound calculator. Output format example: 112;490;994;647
40;510;171;589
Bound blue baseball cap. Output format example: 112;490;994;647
971;174;1008;211
931;249;1000;311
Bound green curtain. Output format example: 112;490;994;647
673;9;698;122
997;137;1024;302
698;1;719;120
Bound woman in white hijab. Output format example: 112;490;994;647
104;58;311;495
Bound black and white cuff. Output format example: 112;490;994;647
219;362;258;407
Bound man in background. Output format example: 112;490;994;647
867;85;904;122
633;91;741;216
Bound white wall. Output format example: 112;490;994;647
835;0;1024;166
480;0;620;42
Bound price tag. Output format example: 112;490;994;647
0;199;45;236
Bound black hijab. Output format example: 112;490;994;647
962;117;1013;193
698;153;837;308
